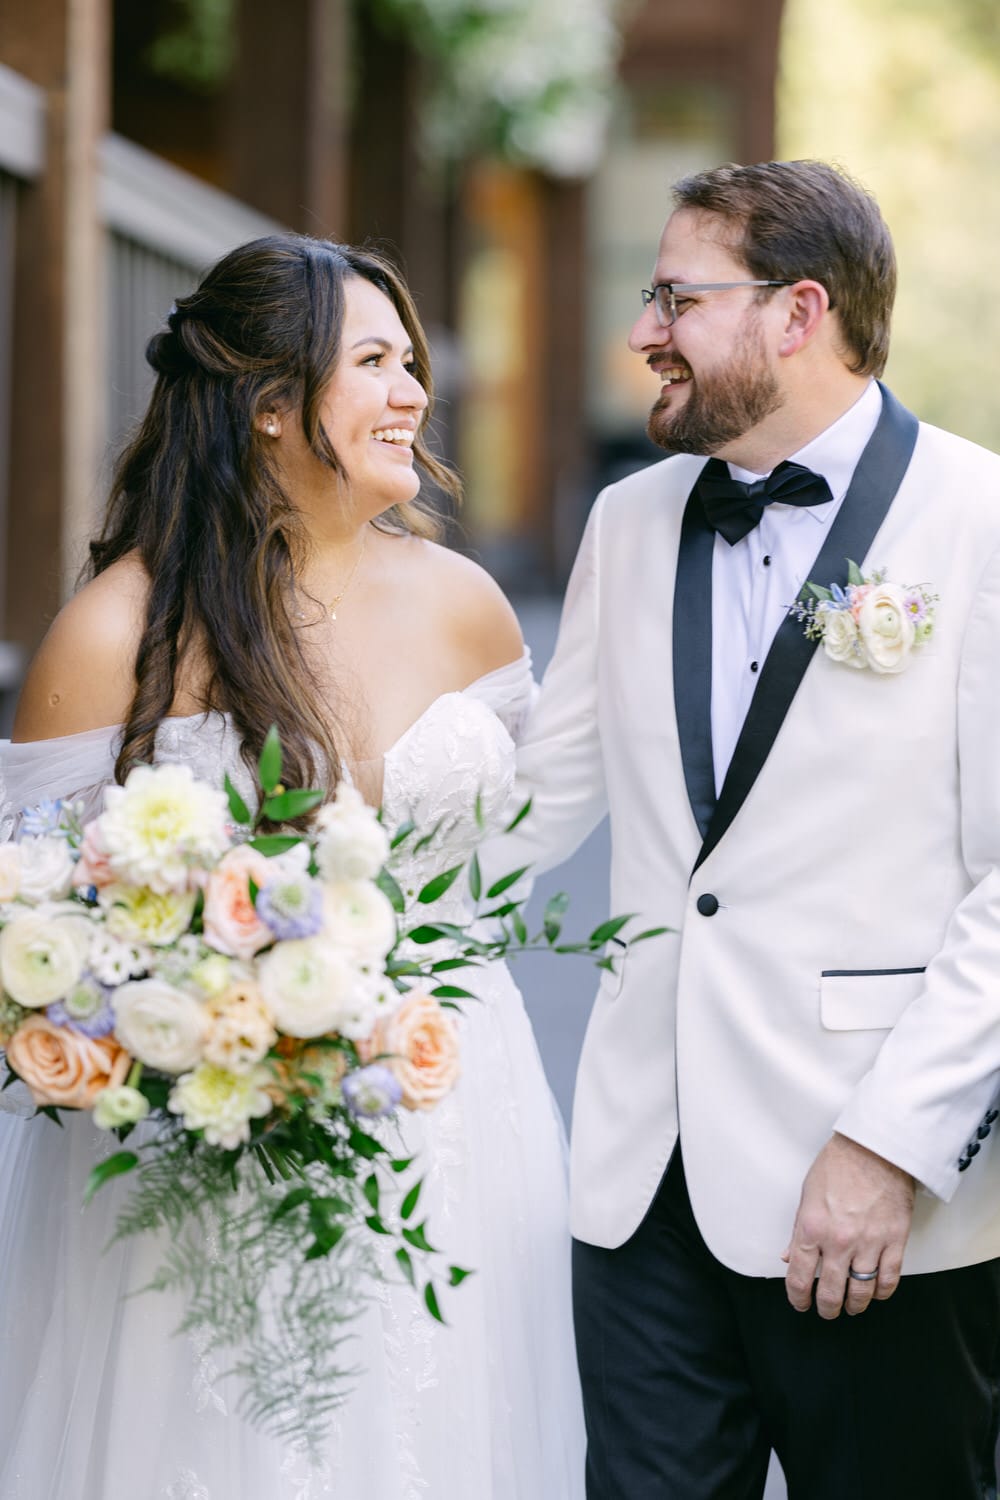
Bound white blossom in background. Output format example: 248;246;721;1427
378;0;628;177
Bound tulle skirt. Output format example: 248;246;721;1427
0;962;585;1500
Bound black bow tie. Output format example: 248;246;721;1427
694;458;833;545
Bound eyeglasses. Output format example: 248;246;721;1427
639;281;794;328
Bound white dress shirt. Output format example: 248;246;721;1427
710;381;883;794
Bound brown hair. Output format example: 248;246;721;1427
672;160;896;378
90;234;460;798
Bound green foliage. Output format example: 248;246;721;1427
145;0;235;93
779;0;1000;447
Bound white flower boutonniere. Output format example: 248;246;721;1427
795;560;937;674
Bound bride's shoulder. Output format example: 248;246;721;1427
403;536;524;676
12;553;149;741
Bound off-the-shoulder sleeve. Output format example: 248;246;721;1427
0;727;120;840
461;649;537;744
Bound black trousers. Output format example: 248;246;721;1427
573;1150;1000;1500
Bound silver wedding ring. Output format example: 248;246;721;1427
848;1267;879;1282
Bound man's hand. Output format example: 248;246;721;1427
782;1133;916;1319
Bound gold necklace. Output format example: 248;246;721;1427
297;527;369;622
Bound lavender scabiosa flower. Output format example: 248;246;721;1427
903;591;928;623
48;976;116;1038
255;873;324;941
341;1064;402;1120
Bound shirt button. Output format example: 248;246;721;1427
696;893;720;917
762;555;772;567
750;661;759;674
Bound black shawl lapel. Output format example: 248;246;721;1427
672;464;722;840
691;385;919;875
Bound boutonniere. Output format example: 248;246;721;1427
795;560;937;674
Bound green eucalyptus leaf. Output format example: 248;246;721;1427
431;985;477;1000
365;1215;391;1235
375;868;407;914
248;834;303;857
846;558;865;586
803;581;833;602
363;1173;380;1212
402;1222;437;1254
468;852;482;903
224;773;251;825
400;1181;422;1220
588;914;635;945
258;726;283;794
504;797;533;833
417;866;464;905
396;1246;416;1285
424;1281;445;1323
390;819;416;850
271;1184;313;1221
448;1265;474;1287
485;867;530;900
261;789;324;821
83;1150;138;1205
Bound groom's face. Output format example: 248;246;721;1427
629;208;785;457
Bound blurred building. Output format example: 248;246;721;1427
0;0;784;714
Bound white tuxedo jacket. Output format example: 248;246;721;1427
502;388;1000;1276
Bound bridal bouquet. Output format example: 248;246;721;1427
0;732;659;1453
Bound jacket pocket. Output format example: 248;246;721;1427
819;967;926;1031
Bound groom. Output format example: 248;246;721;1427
502;160;1000;1497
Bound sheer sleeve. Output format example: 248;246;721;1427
462;650;537;745
0;727;120;841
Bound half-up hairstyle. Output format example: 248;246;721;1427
89;234;460;797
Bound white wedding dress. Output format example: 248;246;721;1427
0;653;586;1500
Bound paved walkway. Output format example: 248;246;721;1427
511;597;792;1500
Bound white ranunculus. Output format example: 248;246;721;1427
322;880;397;965
0;843;22;901
314;786;390;883
112;978;209;1074
16;836;76;903
819;606;865;668
856;583;917;674
257;937;368;1039
93;1084;151;1129
0;906;92;1008
100;763;231;894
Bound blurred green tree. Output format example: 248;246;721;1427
780;0;1000;446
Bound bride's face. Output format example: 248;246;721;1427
315;276;428;511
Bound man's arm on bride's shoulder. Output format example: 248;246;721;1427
486;494;609;882
12;556;148;741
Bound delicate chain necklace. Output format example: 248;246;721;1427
296;527;369;622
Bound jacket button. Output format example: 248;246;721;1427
968;1140;982;1158
696;893;720;917
977;1124;991;1140
987;1110;999;1125
958;1155;971;1172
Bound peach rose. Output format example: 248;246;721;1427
376;991;460;1111
6;1014;130;1109
202;846;274;960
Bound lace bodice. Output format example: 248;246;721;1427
0;655;535;899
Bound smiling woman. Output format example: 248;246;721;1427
0;236;585;1497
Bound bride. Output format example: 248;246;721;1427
0;234;585;1498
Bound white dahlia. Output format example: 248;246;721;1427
99;764;231;894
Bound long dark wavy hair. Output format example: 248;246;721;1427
90;234;461;796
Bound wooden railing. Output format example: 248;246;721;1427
0;64;45;727
99;132;280;458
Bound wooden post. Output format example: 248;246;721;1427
0;0;110;649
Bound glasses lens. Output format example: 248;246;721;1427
654;287;675;326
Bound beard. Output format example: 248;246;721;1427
646;316;783;456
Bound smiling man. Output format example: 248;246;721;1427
498;160;1000;1497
